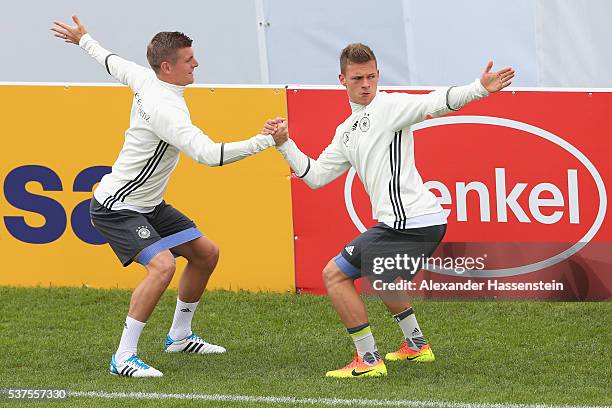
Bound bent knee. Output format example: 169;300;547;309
190;242;220;269
147;252;176;285
209;243;220;264
322;259;349;286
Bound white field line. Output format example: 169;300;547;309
70;391;610;408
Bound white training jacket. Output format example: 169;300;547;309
277;82;489;229
78;34;275;212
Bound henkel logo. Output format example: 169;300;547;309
423;167;579;225
344;116;607;277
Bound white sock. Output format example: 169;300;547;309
168;298;199;341
394;307;428;351
116;316;145;362
348;323;380;364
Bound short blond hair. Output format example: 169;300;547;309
340;43;377;74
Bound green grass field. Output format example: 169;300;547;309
0;287;610;407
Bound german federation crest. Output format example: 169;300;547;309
137;226;151;239
359;115;370;132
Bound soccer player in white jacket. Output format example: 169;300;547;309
266;44;514;378
51;16;287;378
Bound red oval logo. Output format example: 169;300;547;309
345;116;606;276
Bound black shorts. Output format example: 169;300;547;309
334;223;447;281
90;199;203;267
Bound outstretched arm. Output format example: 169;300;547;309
51;15;152;91
479;61;514;93
444;61;514;110
265;119;350;189
151;107;285;167
388;61;515;130
51;15;87;45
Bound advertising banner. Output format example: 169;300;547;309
0;85;295;292
287;87;611;299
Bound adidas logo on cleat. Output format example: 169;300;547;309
165;333;226;354
109;354;163;378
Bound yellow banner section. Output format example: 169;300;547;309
0;85;294;292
